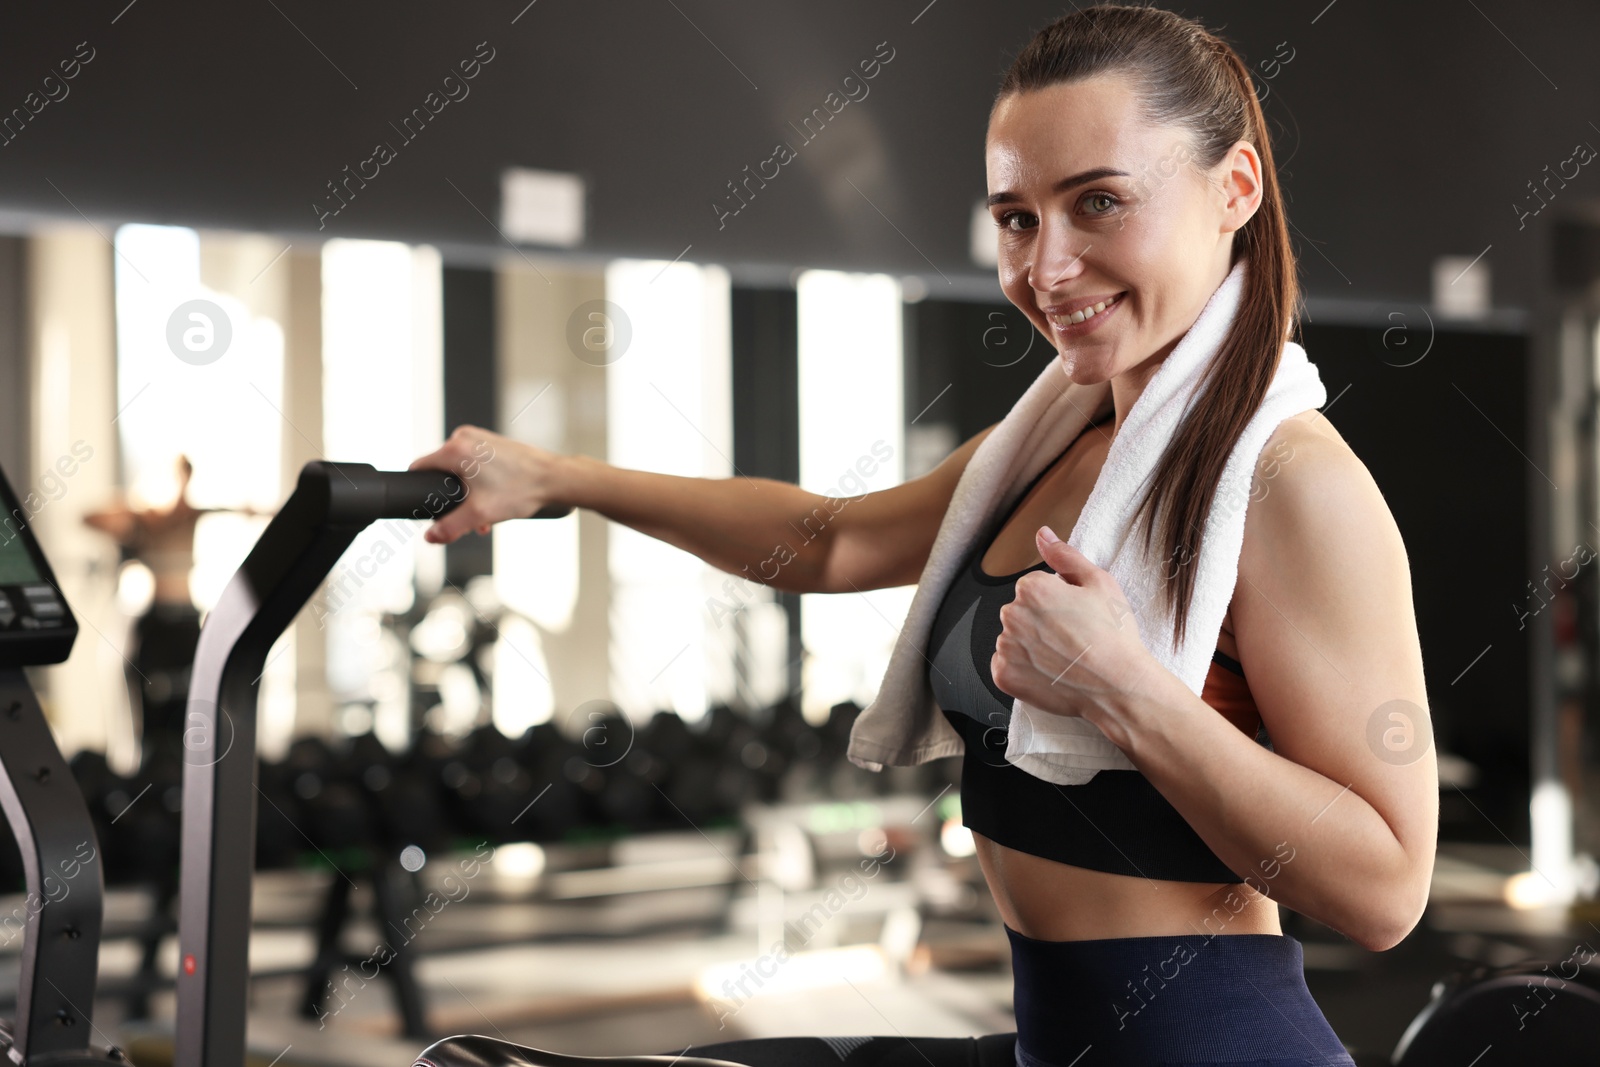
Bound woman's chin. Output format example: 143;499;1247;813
1056;348;1114;384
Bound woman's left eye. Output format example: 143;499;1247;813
1084;193;1119;215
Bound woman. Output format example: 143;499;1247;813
409;6;1434;1065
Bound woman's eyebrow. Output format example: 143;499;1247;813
987;166;1131;207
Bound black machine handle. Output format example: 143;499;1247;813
415;1036;749;1067
375;468;573;523
176;461;571;1067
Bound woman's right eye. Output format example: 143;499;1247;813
996;210;1035;232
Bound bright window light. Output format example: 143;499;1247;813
320;239;444;750
490;495;568;732
491;612;553;736
114;223;201;506
1520;779;1577;907
492;396;579;633
604;258;733;723
114;224;291;760
113;225;285;612
795;270;907;722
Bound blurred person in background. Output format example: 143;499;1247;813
83;454;265;763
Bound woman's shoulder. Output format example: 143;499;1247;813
1247;408;1402;568
1271;406;1349;452
1258;408;1366;489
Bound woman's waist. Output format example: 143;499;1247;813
1003;921;1301;970
1004;918;1307;1020
972;830;1282;941
1003;922;1345;1066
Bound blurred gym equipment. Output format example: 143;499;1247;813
0;464;131;1063
1389;952;1600;1063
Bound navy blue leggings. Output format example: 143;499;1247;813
679;927;1354;1067
1005;924;1354;1065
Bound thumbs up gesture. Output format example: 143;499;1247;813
991;525;1157;727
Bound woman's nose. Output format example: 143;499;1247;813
1027;224;1090;292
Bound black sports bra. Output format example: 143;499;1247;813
927;418;1269;883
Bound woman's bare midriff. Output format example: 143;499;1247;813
970;415;1281;942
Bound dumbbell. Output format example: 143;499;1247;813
641;710;724;828
511;721;589;842
268;737;375;860
341;731;454;856
96;746;183;886
751;697;824;804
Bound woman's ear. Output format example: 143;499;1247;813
1219;140;1263;233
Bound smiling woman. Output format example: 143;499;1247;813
770;0;1408;1062
410;5;1429;1067
909;3;1422;1064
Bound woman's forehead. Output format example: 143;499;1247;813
987;80;1205;187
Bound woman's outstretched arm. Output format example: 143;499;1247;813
407;423;1000;597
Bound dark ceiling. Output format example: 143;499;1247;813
1;1;1596;308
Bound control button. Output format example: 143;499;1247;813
19;617;39;630
28;600;63;619
20;585;55;602
0;595;13;629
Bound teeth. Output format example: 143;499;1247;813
1049;292;1121;328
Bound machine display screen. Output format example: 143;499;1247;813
0;520;44;585
0;475;75;666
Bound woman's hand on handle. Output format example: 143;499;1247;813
408;425;567;545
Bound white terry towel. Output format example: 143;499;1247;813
1007;258;1326;784
843;257;1327;785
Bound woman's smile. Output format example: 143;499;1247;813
1045;289;1127;338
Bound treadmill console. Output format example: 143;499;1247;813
0;467;77;667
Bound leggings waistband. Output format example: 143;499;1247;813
1003;924;1353;1066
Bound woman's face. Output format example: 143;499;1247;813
985;73;1257;384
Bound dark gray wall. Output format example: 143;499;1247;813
442;265;498;585
0;236;26;482
0;1;1597;307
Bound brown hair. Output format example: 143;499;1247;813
995;3;1298;648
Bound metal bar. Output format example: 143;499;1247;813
174;474;366;1067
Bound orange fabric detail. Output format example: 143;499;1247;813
1202;654;1261;738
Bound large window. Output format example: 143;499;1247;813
113;224;284;582
112;223;289;752
796;270;907;720
319;238;444;750
605;258;734;723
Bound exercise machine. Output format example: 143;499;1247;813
162;458;748;1067
0;466;128;1063
1389;951;1600;1063
172;461;569;1066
